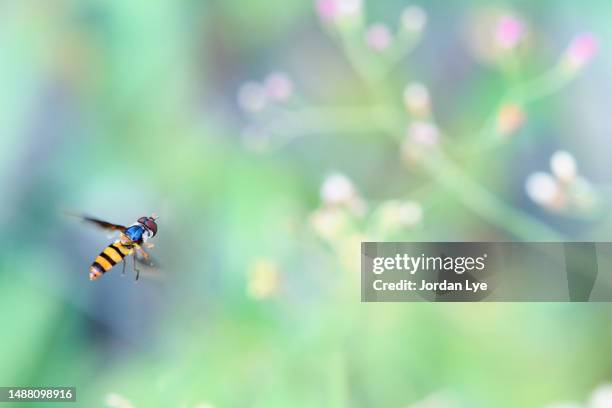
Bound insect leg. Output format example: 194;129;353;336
133;253;140;282
121;259;126;275
133;243;150;259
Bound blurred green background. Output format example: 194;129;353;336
2;0;612;407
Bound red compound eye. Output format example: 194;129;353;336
144;218;158;236
137;216;158;236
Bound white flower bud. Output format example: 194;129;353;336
337;0;362;16
398;201;423;226
401;6;427;33
403;82;431;117
550;150;577;183
237;81;267;112
590;384;612;408
321;173;356;205
525;172;560;206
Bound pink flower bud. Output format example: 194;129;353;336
409;121;439;146
315;0;362;23
495;16;524;49
564;32;599;70
365;24;392;52
315;0;337;21
264;72;293;102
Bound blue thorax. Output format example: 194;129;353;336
125;225;145;242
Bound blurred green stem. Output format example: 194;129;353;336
521;63;576;103
465;63;579;156
423;150;565;241
257;105;401;151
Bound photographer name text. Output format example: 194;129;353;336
373;279;488;293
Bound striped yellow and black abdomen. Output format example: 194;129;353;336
89;241;132;280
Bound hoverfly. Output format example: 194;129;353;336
77;214;159;281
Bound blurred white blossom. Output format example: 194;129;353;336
403;82;431;117
550;150;577;183
398;201;423;226
321;173;357;205
589;383;612;408
336;0;362;17
401;6;427;33
547;383;612;408
526;151;598;213
237;81;268;113
525;172;561;209
105;393;134;408
320;173;366;216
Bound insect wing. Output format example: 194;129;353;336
135;251;159;268
134;251;165;281
79;215;127;232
